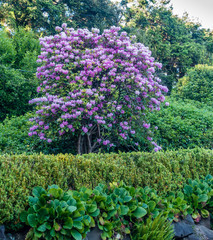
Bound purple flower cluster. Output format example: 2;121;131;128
29;24;169;151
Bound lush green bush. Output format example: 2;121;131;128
0;66;39;121
0;28;40;120
174;65;213;104
0;30;16;65
2;98;212;154
0;113;77;154
135;97;213;151
0;148;212;229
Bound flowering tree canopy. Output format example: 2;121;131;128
29;24;168;154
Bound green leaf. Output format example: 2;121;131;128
61;228;68;235
32;187;46;198
73;221;83;230
73;210;81;218
132;207;147;218
37;223;47;232
68;206;77;213
45;222;51;230
48;185;59;190
20;211;28;223
148;201;156;212
201;209;209;218
184;185;193;195
87;204;97;213
37;208;49;222
198;194;208;203
27;214;37;227
90;208;100;217
125;228;131;234
28;196;39;206
48;188;63;199
71;229;82;240
84;215;91;223
123;196;132;202
63;217;73;229
99;217;105;225
34;230;42;238
50;228;56;237
120;205;129;215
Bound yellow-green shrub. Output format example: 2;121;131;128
0;148;212;229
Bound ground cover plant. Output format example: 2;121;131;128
20;175;213;239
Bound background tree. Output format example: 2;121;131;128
0;0;68;33
0;0;122;34
124;0;211;92
64;0;122;31
0;28;40;120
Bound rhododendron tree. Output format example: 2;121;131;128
29;24;168;154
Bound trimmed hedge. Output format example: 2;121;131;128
0;148;212;229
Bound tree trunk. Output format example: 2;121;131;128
77;133;92;154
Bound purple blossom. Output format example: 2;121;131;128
103;140;110;145
143;123;150;129
82;127;88;133
39;121;44;126
29;24;167;152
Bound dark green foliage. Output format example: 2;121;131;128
21;177;212;239
136;97;213;151
175;65;213;104
0;28;40;120
183;175;213;222
0;148;212;229
0;28;40;67
1;98;212;154
124;1;212;91
132;213;174;240
0;113;77;154
0;66;38;121
0;0;67;33
0;0;121;34
20;185;93;240
12;28;40;73
89;183;147;239
0;30;16;65
64;0;121;32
